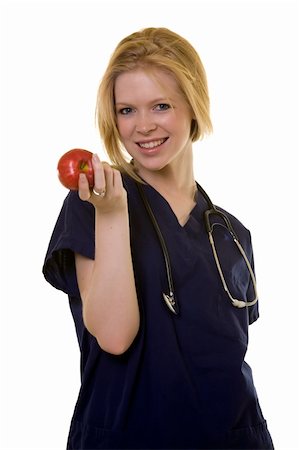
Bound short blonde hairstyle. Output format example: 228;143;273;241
96;27;213;181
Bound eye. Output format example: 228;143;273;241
154;103;171;111
118;107;133;115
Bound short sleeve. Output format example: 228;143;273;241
246;232;259;325
42;191;95;297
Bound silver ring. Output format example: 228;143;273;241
93;188;106;197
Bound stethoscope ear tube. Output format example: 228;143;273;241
200;186;258;308
204;208;237;239
208;229;258;308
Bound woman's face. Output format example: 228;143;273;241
114;68;194;178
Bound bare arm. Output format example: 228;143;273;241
75;154;139;355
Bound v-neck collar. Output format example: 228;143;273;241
141;181;204;230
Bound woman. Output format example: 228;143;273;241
43;27;274;449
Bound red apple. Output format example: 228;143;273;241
57;148;94;190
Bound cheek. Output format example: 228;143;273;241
116;118;132;140
180;115;194;135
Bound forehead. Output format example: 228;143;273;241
114;68;183;103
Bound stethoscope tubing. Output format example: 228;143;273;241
136;181;258;315
137;182;178;314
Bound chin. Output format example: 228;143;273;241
132;157;167;172
138;163;169;175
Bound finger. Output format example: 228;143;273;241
112;168;124;194
102;163;114;195
78;173;91;201
92;153;106;194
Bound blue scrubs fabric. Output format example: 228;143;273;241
43;175;274;450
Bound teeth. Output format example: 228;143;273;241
139;138;166;149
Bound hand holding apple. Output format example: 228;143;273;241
57;148;94;190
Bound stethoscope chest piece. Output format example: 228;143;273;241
163;292;178;315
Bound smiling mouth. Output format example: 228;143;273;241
137;138;168;149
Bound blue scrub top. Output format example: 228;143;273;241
43;175;274;449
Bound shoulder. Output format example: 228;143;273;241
63;189;94;211
214;205;253;254
121;173;138;193
58;189;95;225
216;205;250;234
121;173;142;207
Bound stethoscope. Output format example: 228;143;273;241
136;181;258;315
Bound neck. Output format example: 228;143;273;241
154;170;196;200
135;149;196;199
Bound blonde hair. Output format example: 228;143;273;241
96;27;213;181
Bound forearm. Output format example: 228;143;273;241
82;208;139;354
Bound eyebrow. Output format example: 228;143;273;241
115;97;174;106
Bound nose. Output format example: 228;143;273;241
135;112;157;135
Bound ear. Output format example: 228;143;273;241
190;119;199;139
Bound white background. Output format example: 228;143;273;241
1;0;298;449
